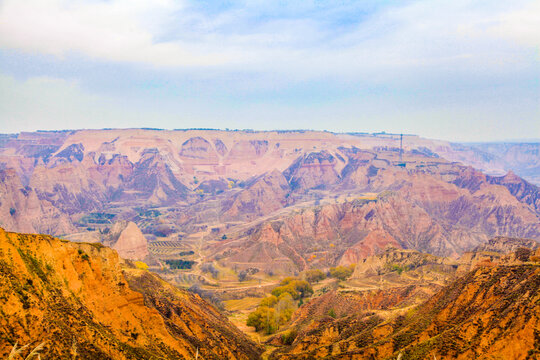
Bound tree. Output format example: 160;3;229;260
246;307;279;334
259;295;278;307
329;265;355;281
274;293;296;324
271;279;312;300
201;262;219;278
304;269;326;283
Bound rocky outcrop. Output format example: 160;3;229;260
0;228;263;359
471;235;539;253
487;170;540;213
125;148;188;205
284;151;340;190
352;247;449;277
223;170;291;221
457;236;539;273
103;221;149;260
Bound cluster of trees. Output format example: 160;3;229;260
247;278;313;334
304;269;326;283
328;265;355;281
238;267;259;282
201;262;219;278
271;277;313;299
165;259;195;269
302;265;355;283
246;264;357;334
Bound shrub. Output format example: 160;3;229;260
247;294;297;334
201;263;219;278
304;269;326;283
246;306;278;334
515;248;532;262
386;263;407;275
282;328;298;345
328;308;337;318
134;261;149;271
329;265;355;281
238;267;259;282
259;295;278;307
272;279;312;300
165;259;195;269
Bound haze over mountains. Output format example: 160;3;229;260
1;128;539;359
0;129;538;266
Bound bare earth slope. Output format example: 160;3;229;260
271;262;540;360
0;228;262;359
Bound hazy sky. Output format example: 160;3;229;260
0;0;539;141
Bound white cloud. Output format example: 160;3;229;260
0;0;237;67
0;0;538;77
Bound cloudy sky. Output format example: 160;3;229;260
0;0;538;141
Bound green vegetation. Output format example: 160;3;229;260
304;269;326;283
79;212;115;224
138;209;161;218
328;308;336;318
247;277;313;334
259;295;278;307
178;250;195;256
329;264;355;281
77;249;90;262
281;328;298;345
246;293;296;334
165;259;195;269
386;263;408;274
271;278;313;300
17;248;49;283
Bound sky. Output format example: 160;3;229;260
0;0;539;142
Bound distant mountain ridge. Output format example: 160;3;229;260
0;129;539;274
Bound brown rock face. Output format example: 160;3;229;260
103;221;149;260
352;247;449;277
0;228;262;359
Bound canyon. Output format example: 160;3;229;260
1;129;539;359
1;130;539;271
